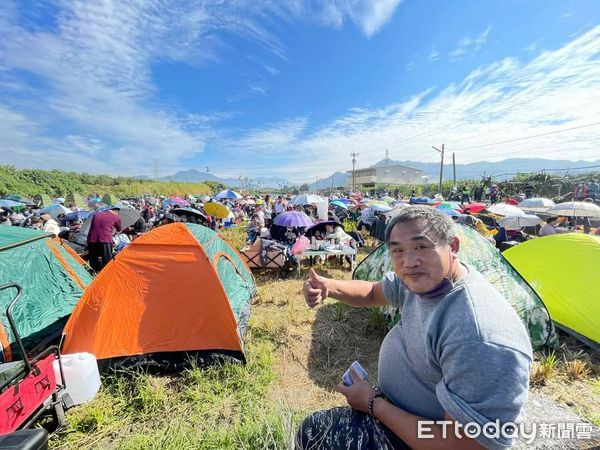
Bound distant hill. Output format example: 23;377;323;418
312;158;600;188
309;172;349;190
157;169;292;188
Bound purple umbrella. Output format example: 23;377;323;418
273;211;314;228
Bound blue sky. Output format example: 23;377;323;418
1;0;600;183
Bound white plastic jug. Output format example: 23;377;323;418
53;352;101;405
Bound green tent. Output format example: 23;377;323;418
33;194;53;207
504;234;600;348
353;223;557;350
101;193;118;205
0;227;93;361
65;192;88;209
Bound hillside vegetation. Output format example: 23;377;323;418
0;166;222;198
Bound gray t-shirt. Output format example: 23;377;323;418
379;265;532;449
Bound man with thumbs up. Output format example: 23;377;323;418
297;206;532;450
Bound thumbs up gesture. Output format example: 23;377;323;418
303;268;329;308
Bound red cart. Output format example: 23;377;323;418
0;283;68;434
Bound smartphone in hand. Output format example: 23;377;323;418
342;361;368;386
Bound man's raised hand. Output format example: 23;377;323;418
303;268;329;308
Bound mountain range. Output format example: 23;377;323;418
144;158;599;189
149;169;293;188
309;158;600;190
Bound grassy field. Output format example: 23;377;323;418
50;228;599;449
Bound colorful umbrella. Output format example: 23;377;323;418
438;201;462;210
462;202;487;213
379;196;395;204
203;202;230;219
330;200;348;209
273;211;314;227
436;206;461;217
215;190;242;200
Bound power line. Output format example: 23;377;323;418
354;95;600;159
451;121;600;152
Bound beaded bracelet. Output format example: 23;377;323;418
368;387;384;417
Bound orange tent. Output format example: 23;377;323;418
62;223;255;371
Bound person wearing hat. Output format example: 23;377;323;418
87;206;122;272
41;213;60;236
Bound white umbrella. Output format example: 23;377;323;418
290;194;325;205
546;201;600;218
487;203;526;217
38;204;72;219
498;214;542;230
517;198;555;212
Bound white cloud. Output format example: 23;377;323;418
0;0;404;177
315;0;403;37
210;26;600;183
449;26;492;61
428;48;439;62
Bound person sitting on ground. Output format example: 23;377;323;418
29;216;42;230
297;206;532;450
41;213;60;236
539;216;570;236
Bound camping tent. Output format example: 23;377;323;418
33;194;53;208
65;192;88;209
353;223;557;350
62;223;256;371
504;234;600;348
0;227;93;361
101;193;118;206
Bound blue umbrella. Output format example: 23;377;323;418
436;206;460;216
215;190;242;200
64;210;91;221
0;199;24;208
273;211;314;227
410;197;435;205
330;200;349;209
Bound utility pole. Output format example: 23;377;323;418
153;158;159;180
452;152;456;189
350;151;359;193
432;144;444;195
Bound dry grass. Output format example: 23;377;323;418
253;266;386;415
530;333;600;426
51;228;600;447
